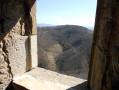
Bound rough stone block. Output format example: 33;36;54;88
6;36;30;77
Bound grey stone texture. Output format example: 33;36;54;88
88;0;119;90
0;0;36;89
6;36;30;76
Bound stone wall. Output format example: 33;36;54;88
6;36;30;76
0;0;37;89
88;0;119;90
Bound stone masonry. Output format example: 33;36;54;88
0;0;37;89
88;0;119;90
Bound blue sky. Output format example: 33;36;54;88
36;0;97;27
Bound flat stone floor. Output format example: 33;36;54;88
13;67;88;90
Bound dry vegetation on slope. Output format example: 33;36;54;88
37;25;93;78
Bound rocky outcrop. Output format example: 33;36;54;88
0;0;36;89
88;0;119;90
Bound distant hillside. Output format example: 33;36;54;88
37;24;57;27
37;25;93;78
37;24;94;30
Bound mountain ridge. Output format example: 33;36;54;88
37;25;93;78
37;24;94;30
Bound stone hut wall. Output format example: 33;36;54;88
0;0;37;89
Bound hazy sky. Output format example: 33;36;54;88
36;0;97;27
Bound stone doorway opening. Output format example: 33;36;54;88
36;0;97;80
1;0;119;89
